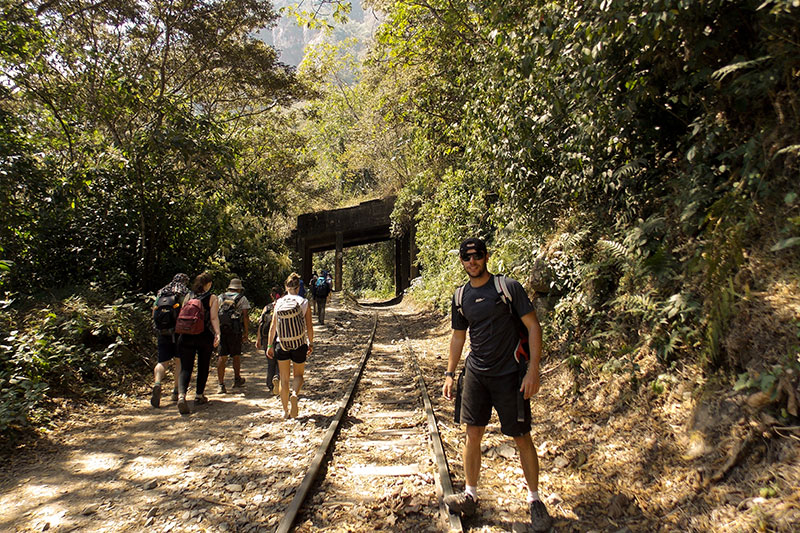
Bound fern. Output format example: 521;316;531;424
775;144;800;156
711;55;772;81
612;159;645;179
597;239;628;264
555;230;591;252
613;292;659;317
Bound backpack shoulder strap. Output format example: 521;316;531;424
494;275;512;304
454;282;468;316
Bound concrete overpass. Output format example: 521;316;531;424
293;197;417;295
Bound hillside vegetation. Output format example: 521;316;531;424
366;0;799;407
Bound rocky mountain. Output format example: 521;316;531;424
258;1;380;67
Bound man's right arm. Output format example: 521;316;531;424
443;329;467;400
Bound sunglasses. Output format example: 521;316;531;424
460;251;485;261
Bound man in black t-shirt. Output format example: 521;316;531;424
442;238;553;532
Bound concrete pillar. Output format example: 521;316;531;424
395;237;403;296
410;224;419;279
301;239;312;287
399;231;410;292
335;231;343;292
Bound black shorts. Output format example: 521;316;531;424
275;344;308;364
157;335;179;363
218;331;243;357
459;366;531;436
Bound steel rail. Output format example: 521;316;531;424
391;312;463;532
274;312;378;533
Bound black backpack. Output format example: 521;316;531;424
258;304;273;340
315;277;330;298
153;292;182;335
218;292;244;333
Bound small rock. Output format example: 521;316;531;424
574;451;588;467
144;480;158;490
511;522;528;533
41;522;50;532
553;456;569;469
226;484;243;492
497;443;516;459
146;508;157;518
545;492;562;506
81;504;99;516
746;391;772;409
144;517;154;527
608;493;629;519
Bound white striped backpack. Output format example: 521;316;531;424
274;296;307;350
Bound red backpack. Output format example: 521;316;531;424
174;293;207;335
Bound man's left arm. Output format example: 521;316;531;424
519;311;543;399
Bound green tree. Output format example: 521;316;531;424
0;0;304;293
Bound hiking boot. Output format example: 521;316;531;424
170;389;178;402
218;383;227;394
530;500;553;532
177;395;189;415
234;376;246;387
290;395;299;418
194;394;209;406
150;384;161;408
444;492;477;517
271;376;280;396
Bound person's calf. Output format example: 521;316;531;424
154;362;166;382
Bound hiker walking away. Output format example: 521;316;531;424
256;286;283;396
150;273;190;408
313;269;332;325
309;271;318;315
266;273;313;419
442;238;553;531
175;272;220;414
216;278;250;393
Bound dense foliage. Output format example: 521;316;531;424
0;0;303;294
0;0;310;440
362;0;800;378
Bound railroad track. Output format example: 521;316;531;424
274;307;463;532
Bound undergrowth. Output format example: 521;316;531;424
0;287;155;447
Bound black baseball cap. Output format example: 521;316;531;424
459;237;488;257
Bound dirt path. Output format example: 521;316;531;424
0;294;376;532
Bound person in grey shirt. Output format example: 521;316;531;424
442;237;552;532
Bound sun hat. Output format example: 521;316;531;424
228;278;244;291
